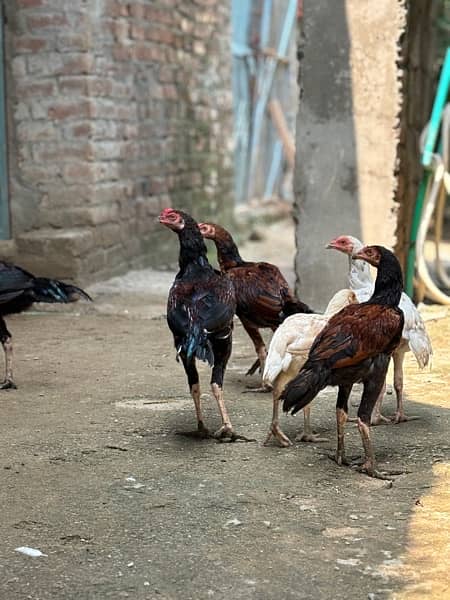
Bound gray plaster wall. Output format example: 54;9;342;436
294;1;406;310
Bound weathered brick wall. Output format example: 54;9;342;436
4;0;233;281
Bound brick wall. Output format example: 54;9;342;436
3;0;233;281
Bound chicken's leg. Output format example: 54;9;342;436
210;383;253;442
391;348;419;423
330;385;352;466
0;318;16;390
355;362;404;479
240;318;267;378
264;381;292;447
211;341;255;442
178;355;210;438
370;381;390;425
296;405;328;443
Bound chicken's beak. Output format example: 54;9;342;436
352;250;366;261
325;240;336;250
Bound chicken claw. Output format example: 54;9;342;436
243;384;271;393
0;379;17;390
391;412;419;424
263;424;293;448
214;425;256;443
370;414;391;426
296;432;328;443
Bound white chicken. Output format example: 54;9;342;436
262;288;357;447
327;235;433;424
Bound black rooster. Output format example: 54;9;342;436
0;261;92;389
159;208;249;441
281;246;404;478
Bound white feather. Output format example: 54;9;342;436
346;236;433;368
263;289;357;386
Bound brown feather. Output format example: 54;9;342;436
308;303;403;369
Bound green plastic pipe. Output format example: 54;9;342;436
422;48;450;167
405;46;450;297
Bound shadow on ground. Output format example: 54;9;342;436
0;223;449;599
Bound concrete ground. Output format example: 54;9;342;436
1;220;449;600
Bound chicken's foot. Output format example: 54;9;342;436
264;423;292;447
296;406;328;443
264;390;292;447
355;417;402;479
391;356;419;423
370;413;391;426
211;383;256;443
176;383;211;439
243;384;271;393
215;428;256;443
0;379;17;390
391;412;419;424
1;337;16;390
370;382;390;425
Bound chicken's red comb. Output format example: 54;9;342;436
159;207;178;217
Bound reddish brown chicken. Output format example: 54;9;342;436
198;222;313;381
281;246;404;479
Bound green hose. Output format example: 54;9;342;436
405;172;430;297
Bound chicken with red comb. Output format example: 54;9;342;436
282;246;405;479
159;208;252;442
327;234;432;424
198;221;313;387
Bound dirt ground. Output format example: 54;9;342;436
1;221;449;600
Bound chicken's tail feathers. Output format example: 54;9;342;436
185;322;214;366
407;330;433;370
279;291;314;320
32;278;92;303
281;362;329;415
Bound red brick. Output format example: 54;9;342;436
27;14;69;30
112;45;133;61
63;162;96;183
158;29;174;45
32;142;94;163
111;20;129;43
61;54;94;75
86;78;113;97
59;77;88;95
144;6;172;24
130;24;146;40
129;3;145;19
48;101;91;121
17;121;58;142
70;122;94;138
133;44;153;62
16;81;56;98
13;36;48;53
17;0;44;8
56;34;90;52
104;0;121;18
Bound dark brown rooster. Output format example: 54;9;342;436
159;209;250;441
198;222;313;380
0;262;91;389
281;246;404;478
